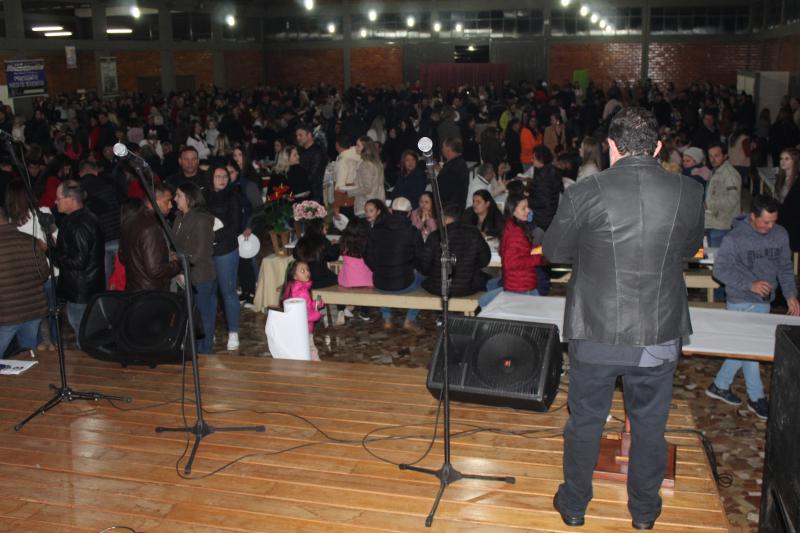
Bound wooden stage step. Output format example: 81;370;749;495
0;352;733;532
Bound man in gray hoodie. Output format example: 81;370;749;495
706;195;800;419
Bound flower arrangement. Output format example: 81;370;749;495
254;185;294;232
293;200;327;221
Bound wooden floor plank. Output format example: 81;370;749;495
0;351;732;532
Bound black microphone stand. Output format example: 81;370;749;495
116;152;265;474
399;149;515;527
8;138;130;432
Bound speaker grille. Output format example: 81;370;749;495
427;316;562;412
121;292;186;352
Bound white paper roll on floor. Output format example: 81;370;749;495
266;298;311;360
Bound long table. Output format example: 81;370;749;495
479;292;800;361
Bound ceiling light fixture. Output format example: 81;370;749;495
360;27;367;37
130;6;141;18
32;26;64;32
304;0;314;11
225;14;236;27
45;31;72;37
579;5;590;16
406;16;415;28
368;9;377;22
599;19;607;28
560;0;571;6
433;21;441;32
455;22;463;32
327;22;335;33
590;13;599;23
106;28;133;34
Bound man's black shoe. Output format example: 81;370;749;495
553;495;584;527
632;510;661;530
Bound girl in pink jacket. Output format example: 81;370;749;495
280;260;324;360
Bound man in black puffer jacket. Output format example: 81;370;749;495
365;197;424;332
53;180;105;345
419;203;491;297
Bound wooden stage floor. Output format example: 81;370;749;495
0;351;732;532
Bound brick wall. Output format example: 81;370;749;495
114;50;161;93
351;47;403;87
760;35;800;72
548;42;642;88
265;49;344;89
225;50;265;88
174;51;214;89
44;50;97;94
647;42;764;87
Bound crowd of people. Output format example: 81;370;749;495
1;78;799;362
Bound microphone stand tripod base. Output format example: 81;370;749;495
15;384;131;432
399;462;515;527
156;419;266;475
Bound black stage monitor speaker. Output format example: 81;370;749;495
80;291;188;367
759;325;800;533
427;316;563;412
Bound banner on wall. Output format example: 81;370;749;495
65;46;77;69
4;59;47;98
99;56;118;96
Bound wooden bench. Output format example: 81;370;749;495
684;270;720;302
313;286;483;316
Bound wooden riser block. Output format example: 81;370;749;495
593;433;677;489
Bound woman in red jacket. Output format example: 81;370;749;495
479;193;543;308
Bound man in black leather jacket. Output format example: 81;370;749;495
544;108;704;531
437;138;469;209
53;180;105;346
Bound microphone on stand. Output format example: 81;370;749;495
417;137;434;161
113;142;151;170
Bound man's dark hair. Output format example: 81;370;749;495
179;145;198;156
533;144;554;165
608;107;659;157
443;202;464;220
295;123;313;134
443;137;463;155
751;194;780;216
59;179;85;203
78;159;98;174
336;133;351;149
707;141;727;155
153;182;172;198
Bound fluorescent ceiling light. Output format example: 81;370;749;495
368;9;377;21
304;0;313;10
455;23;463;32
560;0;571;6
599;19;607;28
359;28;367;37
433;21;441;32
590;13;599;23
579;5;590;16
106;28;133;34
406;16;415;28
32;26;63;32
327;22;335;33
225;14;236;27
130;6;141;18
45;31;72;37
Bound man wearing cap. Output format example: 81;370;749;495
365;197;425;332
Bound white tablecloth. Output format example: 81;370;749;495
479;292;800;359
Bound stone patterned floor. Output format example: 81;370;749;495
56;285;764;533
